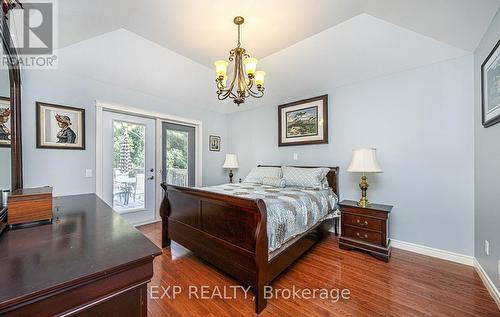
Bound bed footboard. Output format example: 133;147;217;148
159;184;269;313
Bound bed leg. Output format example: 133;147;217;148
254;199;268;314
159;189;171;248
161;217;171;248
334;217;338;236
255;283;267;314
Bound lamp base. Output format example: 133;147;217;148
357;175;370;208
357;198;369;208
229;170;234;183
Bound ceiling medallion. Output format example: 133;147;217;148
214;16;266;106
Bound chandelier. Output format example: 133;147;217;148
214;16;266;106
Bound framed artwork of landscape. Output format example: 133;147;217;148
278;95;328;146
482;38;500;127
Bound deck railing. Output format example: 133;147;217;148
166;168;188;187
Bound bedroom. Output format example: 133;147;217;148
0;0;499;316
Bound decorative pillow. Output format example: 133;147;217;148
262;177;286;188
321;177;330;189
282;166;330;189
243;167;282;184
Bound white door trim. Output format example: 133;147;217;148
95;100;203;223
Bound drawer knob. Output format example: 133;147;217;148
356;232;368;239
356;219;369;226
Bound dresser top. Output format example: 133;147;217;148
0;194;161;309
10;186;52;197
339;200;393;213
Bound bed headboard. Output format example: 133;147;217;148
257;165;340;197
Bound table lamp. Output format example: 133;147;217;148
347;148;382;207
223;154;239;183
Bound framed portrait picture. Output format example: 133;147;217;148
482;38;500;127
209;135;221;151
36;102;85;150
278;95;328;146
0;97;11;148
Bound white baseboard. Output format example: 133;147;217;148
133;219;161;227
474;258;500;309
391;239;474;266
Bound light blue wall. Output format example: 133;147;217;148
21;69;228;196
474;9;500;292
227;56;475;255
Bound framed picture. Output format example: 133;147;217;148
209;135;221;151
0;97;11;148
482;38;500;127
36;102;85;150
278;95;328;146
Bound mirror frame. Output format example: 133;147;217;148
1;10;23;190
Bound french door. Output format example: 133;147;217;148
162;122;196;187
102;111;156;225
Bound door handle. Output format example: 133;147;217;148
148;176;154;180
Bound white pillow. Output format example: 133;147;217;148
282;166;330;189
262;177;286;188
243;167;282;184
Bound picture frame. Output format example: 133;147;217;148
209;135;221;151
36;102;86;150
481;38;500;128
0;96;11;148
278;95;328;146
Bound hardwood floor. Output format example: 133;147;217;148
138;222;500;316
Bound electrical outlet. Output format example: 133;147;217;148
85;169;93;178
485;240;490;256
293;153;298;161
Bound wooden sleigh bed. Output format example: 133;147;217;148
159;165;339;313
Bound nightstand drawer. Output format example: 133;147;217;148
343;226;383;245
342;214;382;232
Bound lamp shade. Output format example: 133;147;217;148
223;154;239;169
255;71;266;86
214;60;228;77
243;57;258;76
347;148;382;173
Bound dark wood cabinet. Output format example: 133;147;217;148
0;194;161;316
339;200;392;262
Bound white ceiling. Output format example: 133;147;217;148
218;13;471;113
52;1;499;113
58;0;500;67
56;14;470;114
56;29;216;112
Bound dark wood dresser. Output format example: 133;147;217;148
0;194;162;316
339;200;392;262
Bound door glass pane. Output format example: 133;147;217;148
165;130;189;186
112;121;146;212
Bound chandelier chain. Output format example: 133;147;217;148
237;24;241;48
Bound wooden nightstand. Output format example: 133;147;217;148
339;200;392;262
